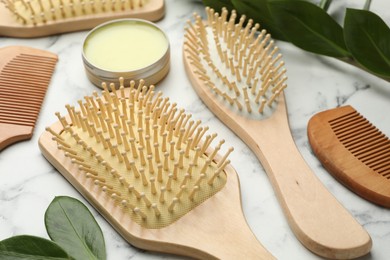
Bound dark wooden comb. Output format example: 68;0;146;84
308;105;390;207
0;46;58;151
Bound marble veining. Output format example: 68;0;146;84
1;0;390;259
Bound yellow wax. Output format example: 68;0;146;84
84;20;168;72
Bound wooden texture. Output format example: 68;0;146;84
38;87;274;260
0;46;57;151
0;0;165;38
308;105;390;207
183;52;372;259
0;123;33;151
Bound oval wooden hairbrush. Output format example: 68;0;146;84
0;0;165;38
182;7;372;259
308;105;390;208
38;80;274;259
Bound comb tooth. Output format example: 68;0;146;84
0;85;47;96
13;53;58;63
348;134;389;153
0;117;36;126
0;77;51;89
360;145;390;165
336;123;376;143
4;63;56;75
0;107;40;120
0;104;39;122
329;110;359;125
354;138;388;157
331;113;366;133
341;127;379;147
370;155;390;171
333;118;369;136
0;96;44;108
362;148;390;166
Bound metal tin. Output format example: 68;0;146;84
82;19;170;88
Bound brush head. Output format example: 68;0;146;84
0;0;165;37
39;81;274;259
3;0;148;25
183;7;287;120
44;78;232;229
308;105;390;207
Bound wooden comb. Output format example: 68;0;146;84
0;0;165;38
308;105;390;207
0;45;57;151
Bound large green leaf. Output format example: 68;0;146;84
231;0;287;40
268;0;350;57
344;8;390;77
45;196;106;260
202;0;234;12
0;235;71;260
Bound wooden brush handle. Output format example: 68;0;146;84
131;172;276;259
237;99;372;259
168;183;275;260
0;123;33;151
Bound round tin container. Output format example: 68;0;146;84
82;19;170;88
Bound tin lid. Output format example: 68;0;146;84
82;18;170;88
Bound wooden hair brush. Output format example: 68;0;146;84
308;105;390;208
182;7;372;259
0;0;165;38
38;79;275;259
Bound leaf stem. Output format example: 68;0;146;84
319;0;333;11
337;56;390;82
363;0;372;10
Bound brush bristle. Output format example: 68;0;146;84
46;78;232;229
329;109;390;178
184;7;287;118
1;0;148;25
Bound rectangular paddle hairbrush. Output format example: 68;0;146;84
0;0;165;38
0;45;58;151
308;105;390;207
38;81;274;259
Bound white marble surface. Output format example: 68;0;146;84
1;0;390;259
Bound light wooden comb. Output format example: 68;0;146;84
0;45;57;151
38;80;275;259
308;105;390;207
182;7;372;259
0;0;165;38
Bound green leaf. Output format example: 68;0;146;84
0;235;71;260
231;0;287;40
202;0;234;12
45;196;106;260
344;8;390;77
268;0;350;57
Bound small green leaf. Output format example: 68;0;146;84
344;8;390;77
45;196;106;260
0;235;71;260
231;0;287;40
268;0;350;57
202;0;234;12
